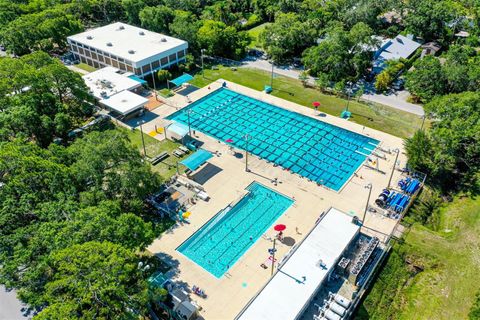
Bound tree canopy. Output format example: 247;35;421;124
302;22;376;83
405;92;480;191
0;51;93;146
0;130;162;316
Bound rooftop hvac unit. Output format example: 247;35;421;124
86;35;93;40
128;50;135;54
161;37;167;42
118;25;125;30
139;31;145;35
106;42;113;47
330;302;346;316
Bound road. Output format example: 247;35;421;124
0;286;30;320
241;58;424;116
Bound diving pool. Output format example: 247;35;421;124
168;88;379;191
177;182;293;278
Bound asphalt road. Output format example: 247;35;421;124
241;58;425;116
0;286;29;320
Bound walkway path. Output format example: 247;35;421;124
241;59;424;116
0;286;30;320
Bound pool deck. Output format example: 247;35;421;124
146;80;408;319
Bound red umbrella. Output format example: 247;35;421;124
274;224;286;232
312;101;321;107
225;138;234;143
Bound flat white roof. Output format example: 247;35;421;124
236;208;359;320
100;90;148;115
68;22;188;64
82;67;141;100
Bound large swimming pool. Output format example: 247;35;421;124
168;88;379;191
177;182;293;278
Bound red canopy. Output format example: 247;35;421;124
225;138;234;143
312;101;321;107
274;224;286;232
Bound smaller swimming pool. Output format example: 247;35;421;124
177;182;294;278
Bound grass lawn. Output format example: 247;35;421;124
190;67;423;138
119;126;189;179
246;23;271;48
76;63;96;73
358;195;480;319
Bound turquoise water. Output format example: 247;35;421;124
177;182;293;278
168;88;379;191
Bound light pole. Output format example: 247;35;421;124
270;238;277;276
420;114;427;130
362;183;373;224
270;61;274;88
387;148;400;189
186;110;192;137
244;133;250;172
138;120;146;157
345;81;353;112
151;71;158;101
201;49;206;78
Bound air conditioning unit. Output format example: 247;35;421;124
106;42;113;47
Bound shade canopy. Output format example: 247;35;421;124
167;121;189;138
170;73;193;87
225;138;234;143
312;101;321;107
128;74;147;85
180;149;213;171
274;224;286;232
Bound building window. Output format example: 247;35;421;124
72;45;78;52
169;53;177;62
104;57;111;65
85;50;91;58
78;47;84;55
80;56;86;63
177;50;185;58
119;62;126;70
152;60;160;69
127;65;133;72
93;61;99;68
142;64;151;73
98;55;104;63
111;60;119;68
91;52;98;60
118;57;124;62
160;57;168;66
87;58;93;66
135;68;141;74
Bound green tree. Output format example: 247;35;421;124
36;242;149;319
197;20;250;59
260;13;316;63
470;290;480;320
0;5;83;55
121;0;145;25
157;69;172;82
139;5;173;33
302;22;376;82
406;92;480;190
405;56;446;102
169;10;200;52
375;71;392;92
0;52;93;145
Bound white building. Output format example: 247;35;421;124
236;208;360;320
68;22;188;77
82;67;148;118
373;34;421;73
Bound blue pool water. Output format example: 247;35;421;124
177;182;293;278
168;88;379;191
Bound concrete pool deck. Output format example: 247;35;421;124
146;79;408;319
